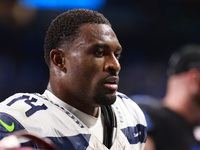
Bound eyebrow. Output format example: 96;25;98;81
94;43;122;51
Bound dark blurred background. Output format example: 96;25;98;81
0;0;200;101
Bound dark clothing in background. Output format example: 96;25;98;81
139;103;200;150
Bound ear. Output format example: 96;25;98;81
50;49;66;71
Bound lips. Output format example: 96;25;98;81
103;76;119;90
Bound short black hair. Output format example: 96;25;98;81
44;9;111;67
167;44;200;76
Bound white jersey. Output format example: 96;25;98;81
0;90;147;150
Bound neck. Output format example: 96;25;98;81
47;82;99;117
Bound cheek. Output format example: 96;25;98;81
68;55;104;82
80;64;100;82
80;56;103;73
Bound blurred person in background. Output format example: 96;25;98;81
138;44;200;150
0;9;147;150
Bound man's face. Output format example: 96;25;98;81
62;24;122;109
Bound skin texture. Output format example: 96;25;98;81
48;23;122;117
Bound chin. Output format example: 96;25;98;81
94;93;116;106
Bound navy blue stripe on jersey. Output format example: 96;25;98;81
47;134;91;150
117;94;129;99
0;112;25;139
121;124;147;144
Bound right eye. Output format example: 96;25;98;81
95;50;104;57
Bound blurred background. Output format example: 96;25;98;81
0;0;200;101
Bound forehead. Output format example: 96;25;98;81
78;23;120;45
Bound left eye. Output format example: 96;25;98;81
115;53;121;60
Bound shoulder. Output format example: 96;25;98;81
0;92;49;128
116;92;145;116
114;92;147;147
0;93;51;138
0;93;48;115
115;92;147;126
1;92;47;105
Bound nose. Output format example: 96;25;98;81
104;54;121;75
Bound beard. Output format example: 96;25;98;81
93;92;117;106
